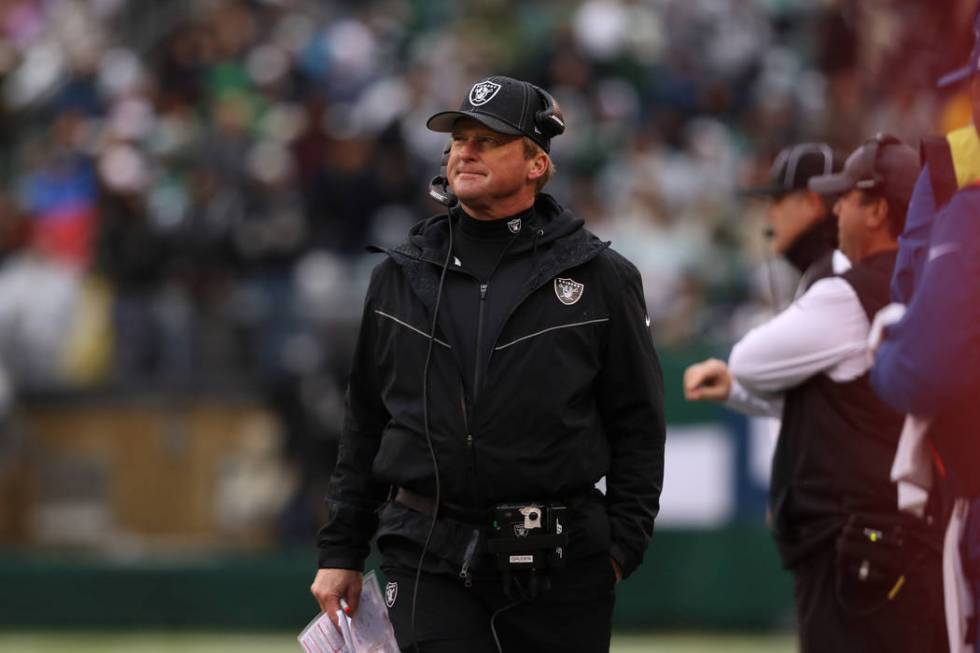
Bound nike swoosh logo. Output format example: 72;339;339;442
928;242;959;262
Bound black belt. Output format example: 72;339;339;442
394;487;489;524
394;487;597;524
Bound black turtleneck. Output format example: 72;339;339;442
442;204;537;404
452;208;527;282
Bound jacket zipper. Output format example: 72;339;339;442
473;283;488;397
459;388;477;502
460;282;490;521
459;528;480;588
460;390;472;454
446;268;484;509
465;282;488;509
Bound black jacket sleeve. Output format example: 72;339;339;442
317;266;392;569
595;253;665;578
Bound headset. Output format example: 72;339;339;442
428;83;565;206
428;141;457;207
854;132;902;191
529;84;566;141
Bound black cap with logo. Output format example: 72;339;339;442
741;143;840;199
808;133;920;207
426;76;565;152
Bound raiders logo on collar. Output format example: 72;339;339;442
507;218;522;234
554;278;584;305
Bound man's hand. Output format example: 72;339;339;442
683;358;732;402
610;557;623;584
311;568;363;629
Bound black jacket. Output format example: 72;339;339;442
317;194;665;578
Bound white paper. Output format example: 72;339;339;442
298;570;399;653
297;610;348;653
890;414;933;517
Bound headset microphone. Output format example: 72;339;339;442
429;175;456;207
429;140;457;207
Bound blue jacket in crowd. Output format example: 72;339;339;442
890;166;936;305
873;179;980;418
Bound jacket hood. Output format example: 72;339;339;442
401;193;589;262
379;193;609;309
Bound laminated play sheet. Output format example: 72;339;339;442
298;571;399;653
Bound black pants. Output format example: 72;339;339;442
793;543;948;653
380;549;616;653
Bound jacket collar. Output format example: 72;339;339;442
378;194;609;310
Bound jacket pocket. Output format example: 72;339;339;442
493;317;609;353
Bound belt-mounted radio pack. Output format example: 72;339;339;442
487;502;568;598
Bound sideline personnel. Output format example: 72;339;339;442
871;10;980;651
741;142;842;296
684;141;843;417
684;135;947;652
310;75;665;652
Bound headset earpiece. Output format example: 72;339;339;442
531;85;565;139
428;139;457;207
428;175;456;207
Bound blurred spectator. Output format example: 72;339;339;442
18;110;98;268
0;188;80;394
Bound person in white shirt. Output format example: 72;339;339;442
684;134;947;653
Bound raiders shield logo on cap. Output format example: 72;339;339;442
554;278;584;305
469;80;501;106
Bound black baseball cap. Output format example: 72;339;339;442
937;9;980;87
808;133;920;206
740;143;839;199
426;76;561;152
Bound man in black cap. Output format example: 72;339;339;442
682;142;842;410
310;75;665;652
743;142;841;292
684;135;948;652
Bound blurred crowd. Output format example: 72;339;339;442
0;0;973;538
